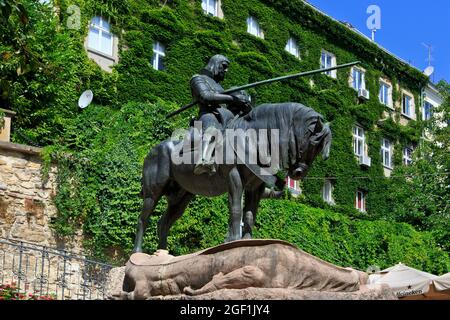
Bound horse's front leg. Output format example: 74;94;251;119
226;167;243;242
242;184;265;239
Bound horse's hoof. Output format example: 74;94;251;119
242;233;252;240
225;236;239;243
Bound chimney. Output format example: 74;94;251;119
0;108;16;142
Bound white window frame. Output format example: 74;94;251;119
381;138;393;169
402;93;413;118
379;80;392;108
285;38;300;59
352;126;366;158
403;147;413;166
351;67;365;91
201;0;218;17
88;16;113;57
286;177;301;194
320;50;337;78
247;16;263;38
355;190;366;212
322;179;334;205
152;41;166;71
423;101;433;121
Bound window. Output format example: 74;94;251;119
88;16;113;56
320;50;336;78
381;138;393;169
152;41;165;71
379;81;392;107
247;16;263;38
355;190;366;212
351;67;365;90
352;126;365;157
403;147;413;166
423;101;433;120
201;0;218;17
285;38;300;59
322;180;334;205
286;177;301;194
402;94;413;117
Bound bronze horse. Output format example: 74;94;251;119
133;103;331;252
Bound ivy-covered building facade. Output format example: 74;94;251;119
82;0;439;215
2;0;447;271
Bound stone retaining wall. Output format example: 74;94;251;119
0;141;107;299
0;141;82;250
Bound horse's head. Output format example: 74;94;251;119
287;111;332;180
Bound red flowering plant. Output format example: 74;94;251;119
0;282;55;300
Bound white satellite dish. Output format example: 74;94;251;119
423;66;434;77
78;90;93;108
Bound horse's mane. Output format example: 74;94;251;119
240;102;322;130
232;103;324;170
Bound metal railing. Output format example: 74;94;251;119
0;238;114;300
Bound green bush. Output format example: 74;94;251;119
253;200;449;274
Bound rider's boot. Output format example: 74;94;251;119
194;134;216;175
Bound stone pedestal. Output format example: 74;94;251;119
105;240;397;300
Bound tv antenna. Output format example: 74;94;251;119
422;43;435;80
78;90;93;109
422;43;434;66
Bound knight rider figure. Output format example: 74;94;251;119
190;54;251;175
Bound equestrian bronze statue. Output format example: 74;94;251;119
133;56;359;253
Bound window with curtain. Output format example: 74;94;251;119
423;101;433;120
88;16;113;57
381;138;393;169
320;50;336;78
247;16;263;38
403;147;413;165
402;94;412;117
322;180;334;204
355;190;366;212
379;81;391;107
201;0;218;17
285;177;301;194
285;38;300;59
352;67;365;90
352;126;365;157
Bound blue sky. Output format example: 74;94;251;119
307;0;450;83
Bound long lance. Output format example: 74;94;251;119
166;61;361;119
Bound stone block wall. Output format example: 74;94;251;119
0;141;111;300
0;141;81;249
